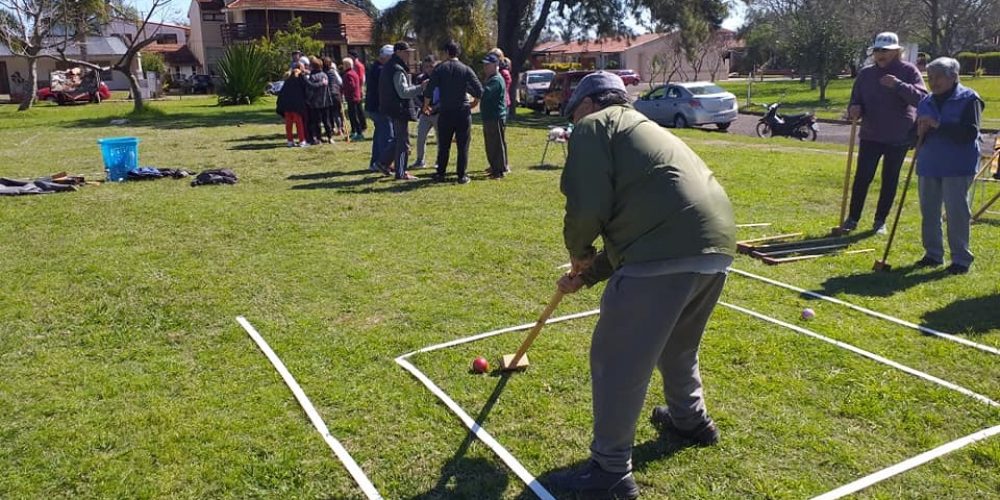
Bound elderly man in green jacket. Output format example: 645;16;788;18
548;72;736;499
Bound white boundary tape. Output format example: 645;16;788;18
718;302;1000;408
811;424;1000;500
729;268;1000;356
398;302;997;499
394;356;556;500
236;316;383;500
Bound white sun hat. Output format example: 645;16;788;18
872;32;902;50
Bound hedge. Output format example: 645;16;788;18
954;52;1000;75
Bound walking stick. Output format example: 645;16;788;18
500;290;565;371
873;138;923;272
833;119;859;235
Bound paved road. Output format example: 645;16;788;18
718;113;998;151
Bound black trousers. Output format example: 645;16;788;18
848;140;910;224
329;96;344;131
435;108;473;178
346;101;364;135
307;107;323;143
318;106;334;138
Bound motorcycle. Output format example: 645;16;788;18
756;103;818;141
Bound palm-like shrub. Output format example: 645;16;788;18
217;44;268;106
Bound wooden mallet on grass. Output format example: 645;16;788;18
499;290;566;371
874;138;923;272
832;119;859;236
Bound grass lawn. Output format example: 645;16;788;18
717;77;1000;127
1;98;998;498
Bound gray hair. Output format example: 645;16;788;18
927;57;960;80
590;89;631;109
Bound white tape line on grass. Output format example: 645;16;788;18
718;303;1000;408
812;424;1000;500
395;357;557;500
236;316;383;500
729;268;1000;356
400;309;601;357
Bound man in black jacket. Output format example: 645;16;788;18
425;40;483;184
378;42;427;180
366;45;393;171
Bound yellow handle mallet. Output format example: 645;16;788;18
500;290;566;371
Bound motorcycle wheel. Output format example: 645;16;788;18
755;122;772;138
797;125;817;141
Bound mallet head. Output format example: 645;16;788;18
872;260;893;272
499;354;530;371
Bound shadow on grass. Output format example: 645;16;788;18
817;264;949;298
529;163;563;171
922;294;1000;336
65;106;280;130
227;133;285;142
287;169;373;181
229;143;288;151
408;375;512;500
290;170;488;193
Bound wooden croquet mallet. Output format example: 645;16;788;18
874;138;923;272
500;290;566;371
833;119;859;235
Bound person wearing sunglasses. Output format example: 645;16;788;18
842;32;928;235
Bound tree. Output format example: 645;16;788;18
39;0;177;113
375;0;489;56
496;0;731;118
914;0;1000;56
784;2;857;102
0;0;107;110
255;17;324;81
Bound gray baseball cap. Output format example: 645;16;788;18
563;71;627;117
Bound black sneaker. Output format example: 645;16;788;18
431;173;446;183
914;256;943;268
650;406;719;446
947;264;969;275
457;176;471;185
547;460;639;499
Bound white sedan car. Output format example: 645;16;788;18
633;82;739;130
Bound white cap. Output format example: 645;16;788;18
298;56;310;67
873;32;902;50
379;44;394;57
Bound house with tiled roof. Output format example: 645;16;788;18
187;0;375;74
534;30;739;83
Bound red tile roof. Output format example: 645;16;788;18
222;0;373;44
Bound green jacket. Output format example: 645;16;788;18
561;104;736;285
480;74;507;121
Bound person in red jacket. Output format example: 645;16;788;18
341;57;364;140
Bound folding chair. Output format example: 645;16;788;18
539;126;570;166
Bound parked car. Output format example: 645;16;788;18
633;82;738;130
37;81;111;105
542;70;594;115
609;69;641;86
518;69;555;109
184;74;216;94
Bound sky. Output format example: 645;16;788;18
138;0;747;31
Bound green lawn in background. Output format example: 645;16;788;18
1;99;997;498
717;77;1000;126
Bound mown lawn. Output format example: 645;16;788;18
1;97;998;498
718;76;1000;126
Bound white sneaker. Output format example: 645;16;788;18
299;142;309;148
287;141;295;147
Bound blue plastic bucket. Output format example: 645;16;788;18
97;137;140;182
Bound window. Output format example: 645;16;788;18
202;12;225;22
527;73;554;84
666;87;681;99
646;86;666;100
687;84;725;95
157;33;178;44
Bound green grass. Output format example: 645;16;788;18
718;77;1000;126
1;100;998;498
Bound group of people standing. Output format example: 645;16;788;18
277;40;513;184
842;31;985;274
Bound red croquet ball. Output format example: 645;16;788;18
471;356;489;374
801;308;816;320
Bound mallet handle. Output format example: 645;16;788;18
507;290;565;368
839;119;858;226
880;139;923;265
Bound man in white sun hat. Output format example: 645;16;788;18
841;31;927;235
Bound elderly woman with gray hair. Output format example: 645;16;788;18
914;57;985;275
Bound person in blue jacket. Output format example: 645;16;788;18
914;57;985;275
